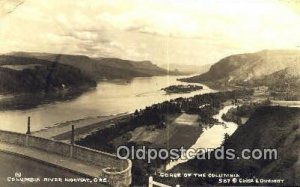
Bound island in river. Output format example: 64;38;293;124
161;84;203;94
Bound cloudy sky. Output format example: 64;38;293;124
0;0;300;67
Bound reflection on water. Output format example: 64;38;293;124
0;76;214;133
166;105;238;170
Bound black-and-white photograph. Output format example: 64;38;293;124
0;0;299;186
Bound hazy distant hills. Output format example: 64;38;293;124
163;63;211;75
182;50;300;86
7;52;179;80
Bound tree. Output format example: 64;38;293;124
134;109;139;116
223;133;230;145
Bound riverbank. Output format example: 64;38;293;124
32;113;130;142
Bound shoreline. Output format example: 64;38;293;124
32;112;131;141
0;86;95;111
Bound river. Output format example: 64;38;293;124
0;75;214;133
166;105;238;170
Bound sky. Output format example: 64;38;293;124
0;0;300;67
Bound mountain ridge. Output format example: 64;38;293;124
181;49;300;85
6;52;180;80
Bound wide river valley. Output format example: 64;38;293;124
0;75;214;133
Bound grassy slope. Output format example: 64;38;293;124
181;50;300;91
183;50;300;82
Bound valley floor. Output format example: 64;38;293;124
113;113;202;150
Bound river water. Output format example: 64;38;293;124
0;76;214;133
166;105;238;170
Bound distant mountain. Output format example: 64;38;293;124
182;50;300;85
163;63;211;75
0;56;96;94
7;52;179;80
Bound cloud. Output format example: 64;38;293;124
0;0;25;18
0;0;300;66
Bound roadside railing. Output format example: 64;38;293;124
0;129;132;186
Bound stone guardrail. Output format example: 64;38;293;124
0;130;132;186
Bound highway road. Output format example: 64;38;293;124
0;152;106;187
